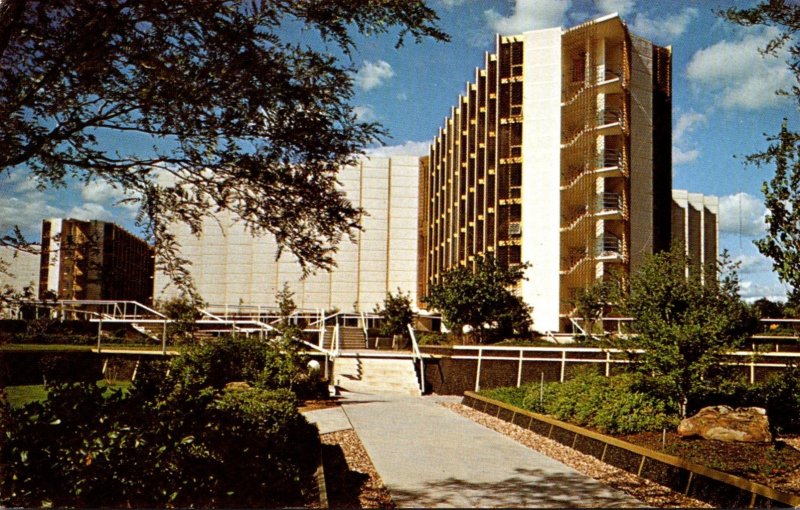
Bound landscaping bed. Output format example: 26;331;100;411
464;391;800;507
619;431;800;496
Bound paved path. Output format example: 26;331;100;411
304;392;643;508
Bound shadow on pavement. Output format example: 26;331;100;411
321;443;369;508
387;467;641;508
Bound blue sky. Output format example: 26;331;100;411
1;0;797;302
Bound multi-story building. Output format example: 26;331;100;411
39;218;154;304
420;14;673;332
671;190;719;283
153;156;421;311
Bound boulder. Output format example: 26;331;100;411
678;405;772;443
224;381;252;392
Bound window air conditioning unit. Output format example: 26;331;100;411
508;222;522;236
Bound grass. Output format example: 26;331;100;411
0;343;94;352
5;384;49;408
5;380;132;408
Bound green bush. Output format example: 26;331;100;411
0;339;322;508
417;332;451;346
544;368;610;426
757;367;800;434
590;379;678;434
480;386;529;409
484;368;678;435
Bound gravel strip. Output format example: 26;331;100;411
442;402;712;508
320;429;395;508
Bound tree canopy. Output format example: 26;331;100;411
619;249;757;417
424;256;532;343
721;1;800;302
374;288;414;338
0;0;448;292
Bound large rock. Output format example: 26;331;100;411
224;381;252;392
678;405;772;443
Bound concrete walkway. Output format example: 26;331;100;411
303;392;643;508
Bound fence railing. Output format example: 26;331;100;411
448;344;800;392
408;324;425;393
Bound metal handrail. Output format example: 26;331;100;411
360;311;369;349
596;192;622;213
333;323;341;357
407;324;425;393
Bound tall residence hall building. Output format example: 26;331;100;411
420;14;673;332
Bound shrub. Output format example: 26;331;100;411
758;367;800;434
480;386;529;409
417;332;451;346
1;339;322;508
483;368;678;435
591;379;678;434
543;368;611;426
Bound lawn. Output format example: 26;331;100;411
0;343;94;352
5;380;132;408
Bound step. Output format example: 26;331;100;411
334;380;421;397
332;356;422;396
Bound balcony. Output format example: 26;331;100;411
596;233;623;260
561;66;624;106
597;108;622;127
596;192;622;212
560;235;624;276
561;110;624;148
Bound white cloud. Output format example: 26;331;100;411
0;196;63;236
396;92;408;101
674;111;706;142
1;169;40;194
594;0;635;16
739;279;789;303
485;0;571;35
718;192;767;237
365;141;431;157
733;253;773;275
354;60;395;91
67;202;112;222
353;105;377;122
686;27;794;110
82;180;123;203
672;110;707;165
629;7;698;41
439;0;466;7
672;148;700;165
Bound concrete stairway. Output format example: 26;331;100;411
323;326;368;350
332;355;422;396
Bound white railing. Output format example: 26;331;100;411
451;344;800;392
360;311;370;349
332;323;341;357
408;324;425;393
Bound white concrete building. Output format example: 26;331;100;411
671;190;719;282
154;156;421;311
